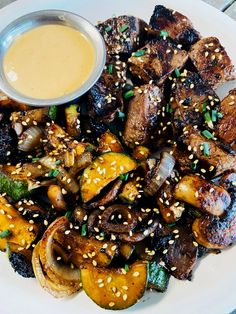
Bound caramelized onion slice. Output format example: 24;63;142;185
100;205;138;233
18;126;43;152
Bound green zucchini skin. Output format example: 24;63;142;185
0;172;29;201
148;261;170;292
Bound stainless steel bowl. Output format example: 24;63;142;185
0;10;106;106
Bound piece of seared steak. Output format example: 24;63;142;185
123;84;164;147
97;15;148;56
128;40;188;85
216;89;236;151
189;37;235;89
87;56;127;123
149;5;200;49
171;71;220;132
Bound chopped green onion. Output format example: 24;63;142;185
166;222;176;227
48;105;57;121
55;160;61;166
0;229;11;239
32;157;40;162
120;173;129;181
120;24;129;33
118;111;126;119
202;130;213;140
108;64;113;74
211;110;217;122
133;50;145;57
99;231;105;238
124;264;129;272
124;90;134;99
105;26;112;33
160;30;169;38
204;111;214;129
166;103;172;113
190;162;197;171
86;146;94;152
48;169;60;177
202;102;207;112
174;68;181;78
217;112;223;119
123;83;133;92
81;224;87;237
65;211;73;219
203;143;210;157
190;209;202;218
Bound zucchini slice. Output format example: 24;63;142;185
98;130;123;153
0;165;39;201
80;152;137;203
81;261;148;310
148;261;170;292
0;195;38;252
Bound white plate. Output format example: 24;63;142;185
0;1;236;314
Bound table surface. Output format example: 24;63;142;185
0;0;236;20
0;0;236;313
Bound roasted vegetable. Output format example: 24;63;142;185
0;165;40;201
119;243;135;260
80;152;137;202
98;130;123;153
11;108;49;128
65;104;80;137
0;195;38;252
81;261;148;310
148;261;170;292
47;185;67;211
175;175;231;216
119;178;141;203
18;126;43;152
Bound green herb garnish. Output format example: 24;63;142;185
55;160;61;166
120;24;129;33
32;157;40;162
124;264;129;272
174;68;181;78
81;224;87;237
86;146;94;152
204;111;213;128
133;50;146;57
203;143;210;157
202;102;207;113
120;173;129;181
48;105;57;121
211;110;217;122
48;169;60;177
65;211;73;219
217;112;223;119
160;30;169;38
190;162;197;171
108;64;113;74
124;90;134;99
0;229;11;239
202;130;213;140
105;26;112;33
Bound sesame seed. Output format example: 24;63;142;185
122;285;128;290
169;240;174;245
133;271;140;277
65;230;70;235
107;276;112;283
193;241;199;247
92;260;97;266
171;267;177;271
163;249;168;254
109;302;115;308
98;283;104;288
123;294;128;301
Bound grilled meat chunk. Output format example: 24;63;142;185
171;71;220;132
192;191;236;249
162;227;198;280
189;37;235;89
123;84;163;147
149;5;200;48
216;89;236;151
128;40;188;85
87;56;126;123
181;127;236;176
175;174;231;217
9;252;35;278
97;15;148;56
0;122;17;163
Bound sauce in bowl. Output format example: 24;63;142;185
3;24;96;99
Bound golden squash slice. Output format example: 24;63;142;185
0;195;38;252
80;152;137;203
81;261;148;310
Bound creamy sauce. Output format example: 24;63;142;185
3;24;95;99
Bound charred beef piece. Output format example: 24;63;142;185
216;89;236;151
87;56;126;123
123;84;164;147
162;227;198;280
171;71;220;132
97;15;148;56
128;39;188;85
149;5;200;49
9;252;35;278
189;37;235;89
181;126;236;177
0;121;17;163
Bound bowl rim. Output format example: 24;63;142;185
0;9;106;106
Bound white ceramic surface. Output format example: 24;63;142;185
0;1;236;314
